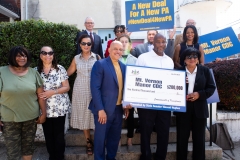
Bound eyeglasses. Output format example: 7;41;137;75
80;42;92;46
85;22;94;25
16;54;27;58
41;51;54;56
116;30;124;33
186;55;198;59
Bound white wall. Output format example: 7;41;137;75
176;2;219;35
25;0;122;30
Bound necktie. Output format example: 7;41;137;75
90;32;94;48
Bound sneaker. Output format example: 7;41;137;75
127;145;134;153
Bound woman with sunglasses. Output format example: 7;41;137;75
175;47;215;160
67;34;100;155
104;25;126;58
36;46;71;160
173;25;204;68
0;46;46;160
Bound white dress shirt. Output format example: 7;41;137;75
136;50;174;69
86;30;94;40
186;66;197;94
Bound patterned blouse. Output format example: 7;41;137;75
35;65;71;118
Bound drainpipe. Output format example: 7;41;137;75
25;0;28;20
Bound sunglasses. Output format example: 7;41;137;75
80;42;92;46
41;51;54;56
116;30;124;33
186;55;198;59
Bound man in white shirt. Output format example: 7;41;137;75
136;33;174;160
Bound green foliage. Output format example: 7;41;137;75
206;59;240;111
0;20;80;98
0;19;79;67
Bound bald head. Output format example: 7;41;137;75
154;33;166;42
186;19;196;26
108;41;123;61
110;41;123;48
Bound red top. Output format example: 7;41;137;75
104;38;117;58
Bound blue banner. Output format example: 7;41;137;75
125;0;174;32
199;27;240;63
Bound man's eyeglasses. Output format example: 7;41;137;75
41;51;54;56
186;55;198;59
85;22;94;25
81;42;92;46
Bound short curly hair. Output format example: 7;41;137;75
180;47;201;61
113;25;125;34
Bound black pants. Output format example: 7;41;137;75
176;103;206;160
42;115;66;160
138;108;171;160
126;108;134;138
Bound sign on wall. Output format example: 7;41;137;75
125;0;174;32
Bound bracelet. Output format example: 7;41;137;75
54;89;58;94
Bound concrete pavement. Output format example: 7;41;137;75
1;141;240;160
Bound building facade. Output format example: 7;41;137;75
0;0;20;22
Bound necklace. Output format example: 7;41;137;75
186;43;194;48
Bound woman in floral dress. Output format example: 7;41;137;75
36;46;71;160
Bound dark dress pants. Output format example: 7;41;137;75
176;102;206;160
127;108;134;138
42;115;66;160
93;105;123;160
138;108;171;160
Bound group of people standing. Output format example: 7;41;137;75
0;16;216;160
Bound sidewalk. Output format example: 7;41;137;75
0;140;240;160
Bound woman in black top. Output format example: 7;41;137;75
175;47;215;160
173;25;204;68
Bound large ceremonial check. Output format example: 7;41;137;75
122;65;186;112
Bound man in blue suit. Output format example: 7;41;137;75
89;41;130;160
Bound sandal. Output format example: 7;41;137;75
86;138;94;155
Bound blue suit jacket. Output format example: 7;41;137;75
89;57;126;116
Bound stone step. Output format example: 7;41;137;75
64;142;222;160
65;127;210;147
